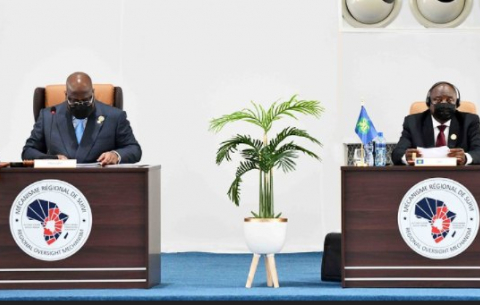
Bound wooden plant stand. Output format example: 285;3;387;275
245;254;279;288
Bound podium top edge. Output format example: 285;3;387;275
341;166;480;171
0;164;161;172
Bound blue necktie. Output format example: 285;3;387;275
75;119;85;144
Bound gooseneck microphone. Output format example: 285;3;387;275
372;141;376;166
46;106;57;158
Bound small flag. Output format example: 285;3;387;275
355;106;378;145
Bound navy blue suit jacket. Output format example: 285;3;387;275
22;101;142;163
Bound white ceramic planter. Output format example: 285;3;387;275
244;218;288;254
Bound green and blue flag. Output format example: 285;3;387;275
355;106;378;145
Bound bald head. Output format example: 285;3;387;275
66;72;93;102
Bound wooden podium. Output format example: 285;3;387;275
0;165;160;289
342;166;480;288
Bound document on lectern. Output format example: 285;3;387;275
417;146;450;158
76;162;102;168
415;146;456;166
104;164;149;168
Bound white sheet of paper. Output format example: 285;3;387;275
103;164;149;168
417;146;450;158
76;162;102;168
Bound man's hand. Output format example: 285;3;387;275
97;151;119;166
448;148;467;166
406;148;422;166
57;155;68;160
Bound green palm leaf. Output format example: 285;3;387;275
269;127;322;150
274;96;324;118
240;148;260;161
216;135;263;164
227;161;258;206
209;110;262;133
209;95;324;134
261;95;325;132
277;142;320;160
272;142;321;172
274;153;297;172
210;95;324;218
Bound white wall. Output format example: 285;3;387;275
119;0;340;252
341;1;480;146
0;0;340;253
2;0;478;253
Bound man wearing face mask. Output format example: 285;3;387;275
22;72;142;165
392;81;480;166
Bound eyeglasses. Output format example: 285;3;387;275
431;97;456;105
67;95;94;106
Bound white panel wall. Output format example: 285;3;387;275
2;0;479;253
119;0;340;252
0;0;123;162
341;1;480;148
0;0;340;253
341;31;480;146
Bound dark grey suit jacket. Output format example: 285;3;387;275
22;101;142;163
392;110;480;165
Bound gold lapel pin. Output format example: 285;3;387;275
97;116;105;124
450;134;457;140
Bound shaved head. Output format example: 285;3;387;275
65;72;96;119
66;72;93;97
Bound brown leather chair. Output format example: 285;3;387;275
410;101;477;115
33;84;123;121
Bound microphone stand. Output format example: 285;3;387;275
46;107;57;159
372;141;376;166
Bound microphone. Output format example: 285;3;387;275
46;106;57;158
372;141;376;166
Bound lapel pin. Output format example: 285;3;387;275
97;116;105;124
450;134;457;141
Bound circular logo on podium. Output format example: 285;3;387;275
398;178;479;260
10;180;92;261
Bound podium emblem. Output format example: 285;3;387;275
10;179;92;261
398;178;479;260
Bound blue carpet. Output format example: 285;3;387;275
1;252;480;300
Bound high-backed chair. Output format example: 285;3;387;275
33;84;123;121
410;101;477;115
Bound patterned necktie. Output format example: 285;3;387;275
75;119;85;144
436;125;447;147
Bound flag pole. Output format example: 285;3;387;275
360;143;365;166
360;98;366;166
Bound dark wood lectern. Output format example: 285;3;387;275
0;165;160;289
342;166;480;288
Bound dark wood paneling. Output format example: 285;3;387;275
344;281;480;288
346;269;480;278
0;270;145;281
0;166;160;289
0;282;148;290
342;166;480;288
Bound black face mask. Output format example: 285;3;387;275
433;103;456;122
68;102;95;119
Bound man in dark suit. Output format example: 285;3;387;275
22;72;142;165
392;81;480;166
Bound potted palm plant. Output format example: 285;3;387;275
209;95;324;260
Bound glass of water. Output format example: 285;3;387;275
353;148;365;166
